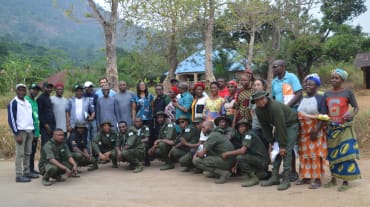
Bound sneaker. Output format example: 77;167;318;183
16;176;31;183
25;173;39;179
31;170;39;174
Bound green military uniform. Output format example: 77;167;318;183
153;122;177;168
236;130;270;181
193;128;235;183
92;130;118;166
219;126;240;148
169;126;200;169
68;129;97;168
39;139;73;179
117;127;145;172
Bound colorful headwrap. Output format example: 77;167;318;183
171;86;179;95
332;68;348;80
304;73;321;86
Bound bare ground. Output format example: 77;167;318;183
0;159;369;207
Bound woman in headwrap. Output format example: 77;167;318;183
191;82;208;121
323;68;361;192
296;73;328;189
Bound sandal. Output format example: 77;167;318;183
338;184;351;192
309;182;321;189
296;178;310;185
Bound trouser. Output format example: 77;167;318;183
29;137;38;172
236;154;269;175
169;148;193;167
40;124;55;147
87;120;97;153
153;142;172;163
72;152;96;166
143;120;154;164
40;162;71;179
120;149;144;167
193;156;234;173
252;128;269;150
273;123;298;172
15;131;33;177
94;149;117;164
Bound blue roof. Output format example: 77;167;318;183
174;49;248;74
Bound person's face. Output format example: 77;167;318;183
304;79;317;95
195;122;203;130
53;131;65;143
201;122;211;134
16;87;27;99
102;124;111;133
240;76;251;89
255;96;268;108
227;84;237;94
76;127;85;134
156;115;165;125
177;86;184;94
210;84;219;95
253;80;264;91
139;82;146;91
118;123;127;134
178;119;188;129
168;90;176;99
195;86;204;97
134;119;143;128
76;89;83;98
86;86;93;94
55;87;64;97
331;73;343;88
238;124;248;134
119;81;127;92
217;79;226;89
155;86;163;96
103;89;109;97
272;62;284;76
29;88;39;98
100;79;107;87
44;86;53;94
219;120;227;129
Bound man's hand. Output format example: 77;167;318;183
180;138;187;146
221;152;228;160
15;134;23;144
72;165;78;174
65;167;72;177
231;165;238;174
45;124;52;134
98;153;107;161
196;150;205;158
279;148;287;156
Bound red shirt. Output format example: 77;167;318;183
218;87;230;98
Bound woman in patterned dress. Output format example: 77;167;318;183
203;81;224;122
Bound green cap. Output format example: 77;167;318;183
251;91;269;104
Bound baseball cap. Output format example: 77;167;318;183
84;81;94;88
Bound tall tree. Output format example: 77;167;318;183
203;0;216;82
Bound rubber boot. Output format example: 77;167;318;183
203;171;218;178
88;163;99;171
241;172;259;187
133;164;144;173
214;169;231;184
160;162;175;170
112;160;118;168
277;170;291;191
260;169;280;187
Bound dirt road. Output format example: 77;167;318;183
0;159;369;207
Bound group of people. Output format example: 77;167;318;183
8;59;361;191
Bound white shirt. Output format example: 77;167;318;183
16;97;34;131
75;98;84;121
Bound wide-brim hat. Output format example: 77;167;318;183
154;111;168;118
175;116;190;124
214;116;231;127
75;122;87;128
193;117;204;124
100;121;112;127
251;91;269;104
236;119;251;128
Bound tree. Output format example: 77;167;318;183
203;0;216;82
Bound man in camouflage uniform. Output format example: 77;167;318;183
194;121;235;184
132;117;151;166
214;116;239;148
92;121;118;168
168;116;200;172
222;119;270;187
148;112;177;170
39;129;79;186
67;122;98;171
116;121;145;173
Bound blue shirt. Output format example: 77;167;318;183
175;91;194;120
131;94;154;121
95;88;116;98
271;71;302;106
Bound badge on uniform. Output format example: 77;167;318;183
61;149;65;152
185;128;190;133
72;141;76;144
129;132;133;136
145;127;149;131
168;124;173;128
98;141;102;145
245;134;252;140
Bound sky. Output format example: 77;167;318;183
95;0;370;34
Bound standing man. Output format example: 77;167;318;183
25;83;41;174
251;91;299;191
37;82;56;146
8;84;39;182
217;78;230;98
271;59;302;182
95;77;116;98
115;80;135;126
51;83;69;137
39;129;79;186
173;82;193;121
232;73;254;127
153;83;170;115
194;121;235;184
96;85;119;131
83;81;98;149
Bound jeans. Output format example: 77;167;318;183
87;120;97;154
